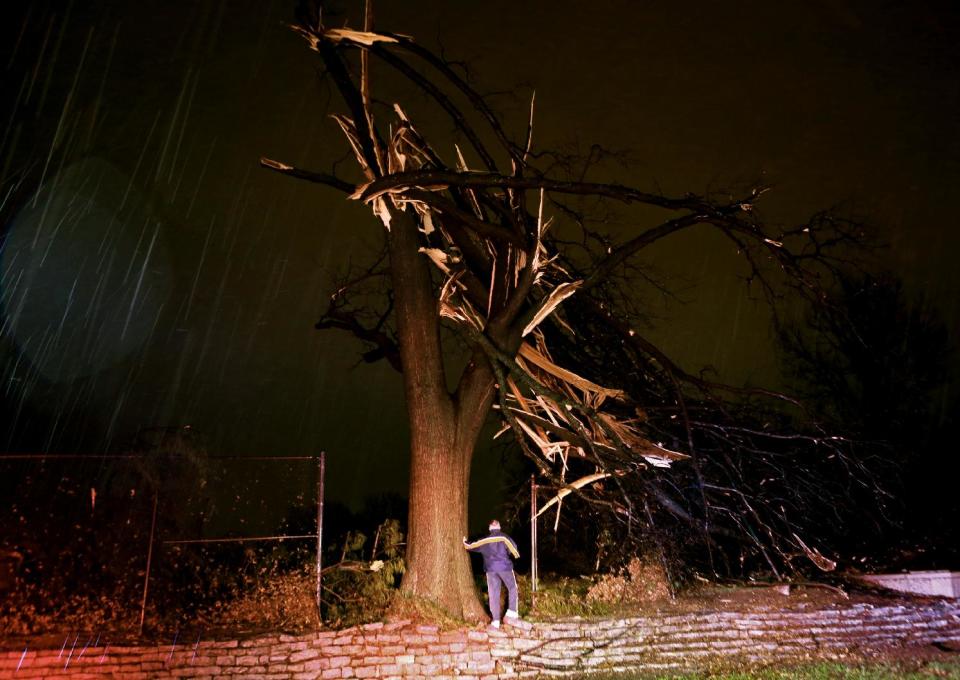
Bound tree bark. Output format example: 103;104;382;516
402;433;487;620
386;208;488;620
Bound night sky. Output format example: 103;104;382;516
1;0;958;523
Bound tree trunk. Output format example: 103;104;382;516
387;209;488;621
401;434;487;621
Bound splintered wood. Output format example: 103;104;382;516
301;19;689;523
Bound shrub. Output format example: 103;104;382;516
585;556;671;605
192;563;319;632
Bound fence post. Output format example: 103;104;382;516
139;489;159;637
315;451;325;621
530;475;538;603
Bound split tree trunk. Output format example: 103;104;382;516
387;210;490;621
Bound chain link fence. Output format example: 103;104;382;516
0;440;324;639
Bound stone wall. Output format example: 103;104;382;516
3;600;959;678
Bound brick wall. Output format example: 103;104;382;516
3;600;959;678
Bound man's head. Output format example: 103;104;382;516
488;519;501;531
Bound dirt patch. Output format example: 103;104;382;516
664;582;852;612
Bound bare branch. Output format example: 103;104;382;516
259;157;355;194
354;169;757;213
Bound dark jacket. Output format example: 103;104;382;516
464;530;519;573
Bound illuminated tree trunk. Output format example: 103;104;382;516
388;210;490;620
402;435;486;619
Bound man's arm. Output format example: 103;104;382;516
504;534;520;559
464;535;519;558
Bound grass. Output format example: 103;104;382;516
563;660;960;679
520;573;617;619
520;559;673;620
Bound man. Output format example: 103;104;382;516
463;519;520;629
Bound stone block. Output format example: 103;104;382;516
510;638;540;652
440;632;468;644
376;633;403;643
289;639;313;652
171;666;220;676
490;647;517;658
466;659;495;672
213;640;241;648
290;648;321;663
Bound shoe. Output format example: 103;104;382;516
503;610;520;625
487;620;501;632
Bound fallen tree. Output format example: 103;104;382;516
264;1;871;617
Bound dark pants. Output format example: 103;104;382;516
485;570;518;621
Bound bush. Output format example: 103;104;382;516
192;563;319;632
585;556;672;605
